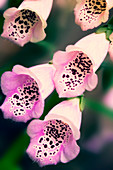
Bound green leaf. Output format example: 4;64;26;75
106;29;113;40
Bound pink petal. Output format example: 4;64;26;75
3;7;18;18
27;119;46;138
74;0;109;31
107;0;113;9
1;71;44;122
54;68;86;97
1;71;27;95
53;51;78;67
19;0;53;21
103;88;113;110
53;50;95;97
45;99;81;140
85;73;98;91
27;135;61;167
108;42;113;62
29;64;56;99
73;33;109;72
30;19;46;43
61;136;80;163
13;64;55;99
13;65;42;88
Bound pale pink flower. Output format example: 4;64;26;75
74;0;113;31
108;32;113;61
1;0;53;46
53;33;109;98
0;64;55;122
0;0;7;9
103;88;113;110
26;98;81;166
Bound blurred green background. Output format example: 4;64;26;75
0;0;113;170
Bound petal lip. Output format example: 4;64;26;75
61;139;80;163
85;73;98;91
12;65;42;89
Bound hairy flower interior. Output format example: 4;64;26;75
33;119;72;162
8;77;39;116
7;9;39;41
79;0;107;24
59;51;93;92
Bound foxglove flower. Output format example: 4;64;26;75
74;0;113;31
108;32;113;61
27;98;81;166
0;0;7;9
53;33;109;97
1;0;53;46
0;64;55;122
103;88;113;110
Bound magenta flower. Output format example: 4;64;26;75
108;33;113;61
26;98;81;166
0;64;55;122
1;0;53;46
53;33;109;98
74;0;113;31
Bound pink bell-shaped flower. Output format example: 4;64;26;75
1;0;53;46
26;98;81;166
53;33;109;97
0;64;55;122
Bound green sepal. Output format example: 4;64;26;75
96;26;108;34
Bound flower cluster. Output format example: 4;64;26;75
0;0;113;168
